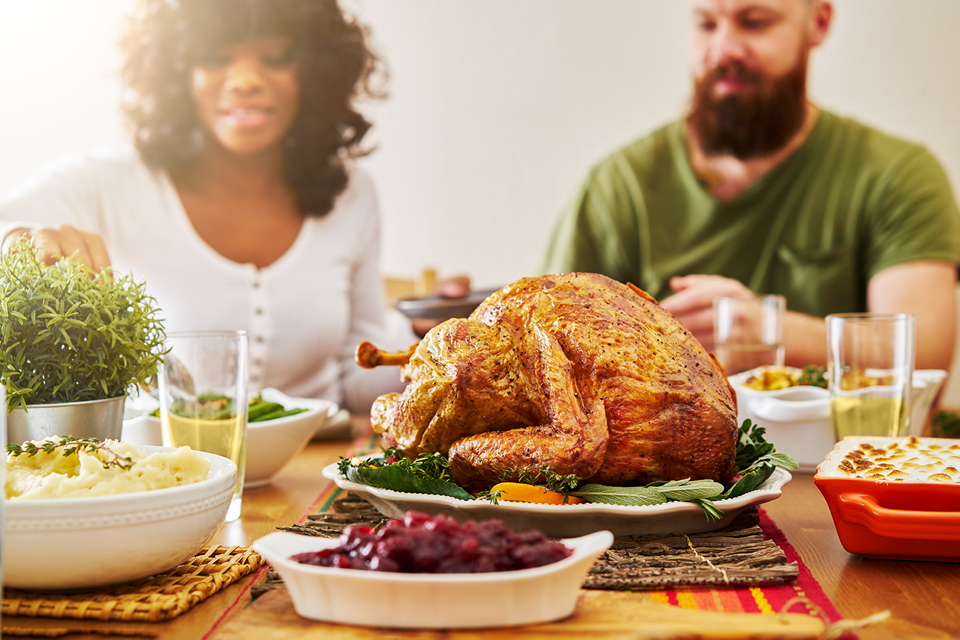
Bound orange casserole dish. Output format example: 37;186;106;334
814;436;960;562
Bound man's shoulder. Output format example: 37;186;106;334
818;110;933;165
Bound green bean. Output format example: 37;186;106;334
247;400;284;420
251;407;309;422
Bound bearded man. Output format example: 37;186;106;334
541;0;960;371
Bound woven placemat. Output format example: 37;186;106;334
584;514;797;588
2;545;263;622
254;493;797;596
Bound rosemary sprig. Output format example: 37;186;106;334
6;437;135;471
379;447;458;482
516;465;581;495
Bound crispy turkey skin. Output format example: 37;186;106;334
364;273;738;490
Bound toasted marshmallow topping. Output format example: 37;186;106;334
817;436;960;483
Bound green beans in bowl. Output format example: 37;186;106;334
121;388;336;488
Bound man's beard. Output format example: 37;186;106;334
688;58;808;160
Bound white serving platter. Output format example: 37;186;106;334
322;460;791;538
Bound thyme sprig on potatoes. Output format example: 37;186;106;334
6;437;134;471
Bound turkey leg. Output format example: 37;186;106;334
356;341;418;369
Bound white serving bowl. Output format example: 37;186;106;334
252;529;613;629
244;389;333;487
121;388;335;488
729;367;947;472
3;446;236;590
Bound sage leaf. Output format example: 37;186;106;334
571;484;670;506
655;479;725;502
720;463;776;500
766;452;800;470
573;478;725;507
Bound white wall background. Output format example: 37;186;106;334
4;1;960;404
3;1;960;289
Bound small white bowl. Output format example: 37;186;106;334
244;389;333;487
3;446;236;590
252;529;613;629
120;413;163;447
121;389;336;488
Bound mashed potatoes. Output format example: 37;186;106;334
5;438;211;500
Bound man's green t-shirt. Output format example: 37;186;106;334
540;111;960;317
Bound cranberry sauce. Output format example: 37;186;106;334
290;510;572;573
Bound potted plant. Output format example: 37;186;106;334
0;237;166;443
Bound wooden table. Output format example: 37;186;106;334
764;470;960;640
6;430;960;639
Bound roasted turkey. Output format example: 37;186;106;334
357;273;738;490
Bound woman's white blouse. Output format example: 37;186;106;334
0;145;404;412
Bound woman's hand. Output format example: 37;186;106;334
2;224;112;272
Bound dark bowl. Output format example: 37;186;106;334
396;289;499;321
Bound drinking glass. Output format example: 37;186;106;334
713;294;786;375
826;314;915;439
159;331;248;522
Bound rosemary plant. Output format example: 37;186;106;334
0;237;167;412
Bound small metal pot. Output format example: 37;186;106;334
7;395;125;445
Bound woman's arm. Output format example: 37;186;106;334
0;151;112;270
2;224;111;271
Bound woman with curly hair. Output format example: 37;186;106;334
0;0;405;412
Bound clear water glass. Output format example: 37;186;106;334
713;294;786;375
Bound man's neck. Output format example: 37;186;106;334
686;102;820;201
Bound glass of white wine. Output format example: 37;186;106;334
826;314;915;440
158;331;248;522
713;294;785;375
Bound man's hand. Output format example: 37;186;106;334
2;224;111;273
659;274;754;351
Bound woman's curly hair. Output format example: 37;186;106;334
120;0;383;217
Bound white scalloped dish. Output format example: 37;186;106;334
3;446;237;590
253;528;613;628
729;367;947;472
321;461;791;538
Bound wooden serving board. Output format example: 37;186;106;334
216;589;825;639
